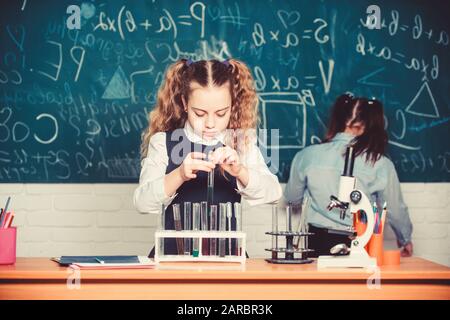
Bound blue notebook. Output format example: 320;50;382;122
54;255;140;266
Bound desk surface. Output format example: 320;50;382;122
1;257;449;300
1;257;450;280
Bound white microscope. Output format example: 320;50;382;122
317;146;376;269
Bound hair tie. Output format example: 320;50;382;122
343;92;354;104
345;92;354;98
222;59;230;67
186;59;194;67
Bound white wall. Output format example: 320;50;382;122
0;183;448;266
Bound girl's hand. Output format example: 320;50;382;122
210;146;244;177
178;152;215;181
399;241;414;257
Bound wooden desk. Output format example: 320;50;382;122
0;257;449;299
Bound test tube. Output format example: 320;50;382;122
201;201;209;256
207;168;214;206
234;202;242;256
207;152;214;208
286;204;294;260
304;223;309;253
209;205;218;256
192;203;200;257
295;197;310;250
286;203;292;232
184;202;192;255
172;204;184;255
272;204;278;260
218;203;227;257
226;202;232;255
159;203;165;255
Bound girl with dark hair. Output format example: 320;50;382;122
285;94;413;257
134;59;282;256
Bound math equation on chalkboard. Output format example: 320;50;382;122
0;0;448;182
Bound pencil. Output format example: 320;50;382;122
380;202;387;234
6;213;14;228
4;196;11;214
372;202;379;233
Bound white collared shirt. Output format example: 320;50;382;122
133;122;282;214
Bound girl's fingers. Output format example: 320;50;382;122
213;153;223;164
191;164;214;173
219;150;237;164
210;147;226;163
207;150;214;161
189;152;207;159
192;159;216;169
213;150;228;164
182;171;196;180
222;156;232;164
186;169;197;178
223;153;237;164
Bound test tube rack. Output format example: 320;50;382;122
265;230;314;264
265;205;314;264
154;230;246;264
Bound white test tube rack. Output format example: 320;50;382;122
154;230;246;264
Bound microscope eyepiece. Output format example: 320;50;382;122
343;146;355;177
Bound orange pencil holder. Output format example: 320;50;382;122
383;250;401;266
367;233;384;266
0;227;17;265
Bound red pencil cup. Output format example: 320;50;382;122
0;227;17;265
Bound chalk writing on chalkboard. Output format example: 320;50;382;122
0;0;448;183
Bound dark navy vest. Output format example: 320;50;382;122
148;129;241;257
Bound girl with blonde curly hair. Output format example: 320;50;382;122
134;58;281;257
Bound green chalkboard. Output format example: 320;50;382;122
0;0;449;182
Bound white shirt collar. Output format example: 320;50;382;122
184;121;226;146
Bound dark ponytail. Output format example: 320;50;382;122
325;94;388;164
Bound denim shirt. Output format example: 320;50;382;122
284;132;413;246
